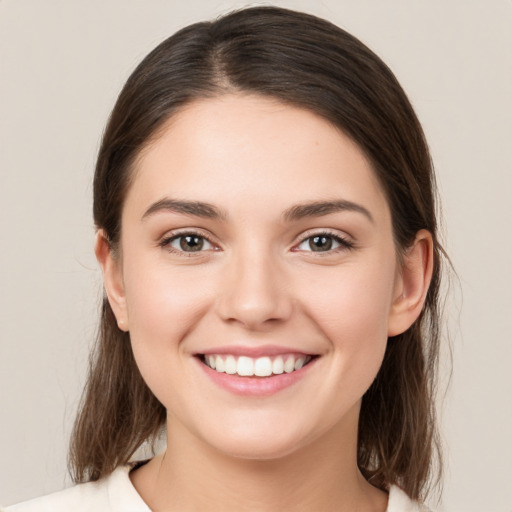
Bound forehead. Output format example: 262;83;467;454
125;94;390;223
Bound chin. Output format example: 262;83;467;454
215;438;305;462
201;420;315;462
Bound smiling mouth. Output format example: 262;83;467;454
198;354;317;377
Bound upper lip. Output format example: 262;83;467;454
196;345;318;358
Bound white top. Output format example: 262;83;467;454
5;465;431;511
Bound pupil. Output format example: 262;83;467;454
180;235;203;252
310;235;332;251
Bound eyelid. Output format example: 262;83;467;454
159;228;221;254
291;229;355;253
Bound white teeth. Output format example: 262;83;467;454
225;355;237;374
204;354;312;377
272;357;284;374
254;357;272;377
284;356;295;373
215;355;225;373
237;356;254;376
294;356;306;371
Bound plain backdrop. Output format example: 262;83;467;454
1;1;511;510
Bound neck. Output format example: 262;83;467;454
131;406;387;512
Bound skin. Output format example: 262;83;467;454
97;94;433;511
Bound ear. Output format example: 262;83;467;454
388;229;434;337
95;230;129;332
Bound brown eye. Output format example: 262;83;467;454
296;233;353;253
180;235;204;252
165;234;214;253
309;235;333;252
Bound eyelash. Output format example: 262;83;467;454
159;230;355;256
294;230;355;254
159;230;217;257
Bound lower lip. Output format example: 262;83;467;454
195;357;318;397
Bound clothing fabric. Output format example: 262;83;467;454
5;465;431;511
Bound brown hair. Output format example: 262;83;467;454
70;6;445;501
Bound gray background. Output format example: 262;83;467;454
1;1;511;510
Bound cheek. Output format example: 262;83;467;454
300;258;396;338
123;257;213;339
121;257;218;408
120;253;215;381
298;258;396;393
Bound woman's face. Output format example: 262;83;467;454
105;94;407;459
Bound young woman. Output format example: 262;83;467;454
7;6;444;511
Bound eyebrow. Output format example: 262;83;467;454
141;197;373;223
282;199;374;223
142;198;227;221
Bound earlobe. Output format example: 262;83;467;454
95;230;129;332
387;229;434;337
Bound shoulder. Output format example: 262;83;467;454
387;485;434;512
4;466;150;512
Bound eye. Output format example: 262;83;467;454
162;233;214;253
296;233;353;253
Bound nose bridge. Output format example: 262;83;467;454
217;242;292;328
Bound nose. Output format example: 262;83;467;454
216;249;293;330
